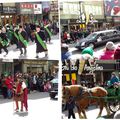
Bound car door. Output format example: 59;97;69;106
96;33;107;46
101;32;111;44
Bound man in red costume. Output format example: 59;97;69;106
13;75;28;112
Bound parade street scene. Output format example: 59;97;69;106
0;59;59;119
61;0;120;61
0;1;59;60
62;59;120;119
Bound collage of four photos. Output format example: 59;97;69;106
0;0;120;119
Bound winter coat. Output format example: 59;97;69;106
18;30;28;48
114;46;120;60
99;50;115;60
34;31;47;53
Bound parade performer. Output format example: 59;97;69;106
34;25;48;58
6;25;13;44
0;27;8;56
18;25;28;56
44;24;52;43
12;25;19;48
13;75;28;112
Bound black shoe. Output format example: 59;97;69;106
45;54;48;57
20;52;23;55
36;56;39;58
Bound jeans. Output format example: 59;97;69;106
7;89;12;99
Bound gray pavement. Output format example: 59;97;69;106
0;91;59;120
62;105;114;119
0;34;60;60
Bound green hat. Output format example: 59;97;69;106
81;47;93;56
4;72;9;77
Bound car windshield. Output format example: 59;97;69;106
86;33;97;39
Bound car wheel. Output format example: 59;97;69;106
88;43;94;48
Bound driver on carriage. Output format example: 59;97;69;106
107;72;120;88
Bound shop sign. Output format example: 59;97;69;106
24;60;47;65
20;3;33;9
84;64;103;74
34;4;42;14
104;0;120;16
62;65;78;71
20;3;34;14
3;6;16;14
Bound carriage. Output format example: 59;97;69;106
62;84;120;118
105;85;120;113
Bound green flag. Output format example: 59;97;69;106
44;25;52;37
35;32;47;50
18;33;28;47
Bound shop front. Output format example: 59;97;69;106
79;60;118;87
1;6;17;25
14;60;58;76
16;3;42;24
62;60;78;85
0;59;14;75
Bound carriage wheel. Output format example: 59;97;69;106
108;100;120;113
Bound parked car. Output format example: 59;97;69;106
49;78;58;99
75;29;120;50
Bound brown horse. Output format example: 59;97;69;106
62;85;111;119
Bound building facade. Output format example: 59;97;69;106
14;60;58;76
60;0;105;32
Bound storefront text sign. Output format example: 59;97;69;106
84;64;103;73
62;65;77;71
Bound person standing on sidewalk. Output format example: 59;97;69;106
5;73;13;99
34;25;48;58
66;96;76;119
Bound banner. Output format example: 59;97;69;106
104;0;120;16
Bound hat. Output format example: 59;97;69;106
112;72;116;76
36;25;40;28
4;72;9;77
105;42;115;50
